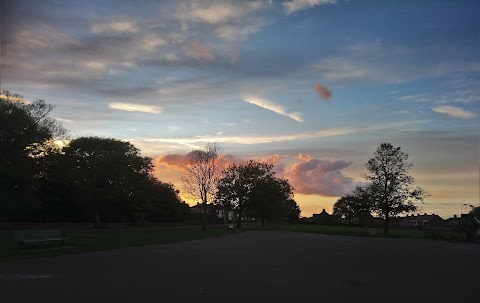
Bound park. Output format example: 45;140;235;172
2;2;480;301
0;227;479;302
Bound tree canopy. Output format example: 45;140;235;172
1;92;186;225
332;193;369;225
360;143;428;233
216;160;297;227
0;91;67;194
182;143;222;230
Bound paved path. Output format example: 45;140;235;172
0;231;478;302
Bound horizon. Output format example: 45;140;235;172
2;0;479;218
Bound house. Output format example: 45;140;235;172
311;209;339;225
392;213;444;227
190;203;235;220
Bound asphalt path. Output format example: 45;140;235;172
0;230;478;302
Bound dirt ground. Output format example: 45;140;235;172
0;230;478;302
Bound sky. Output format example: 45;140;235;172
1;0;479;218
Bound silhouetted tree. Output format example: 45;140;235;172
470;207;480;218
361;143;428;234
182;143;222;231
0;91;67;193
59;137;153;227
251;175;294;225
216;161;271;228
284;199;301;223
332;194;370;224
143;178;189;222
1;92;67;220
216;160;295;227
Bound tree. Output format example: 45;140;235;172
332;193;370;225
362;143;428;234
470;207;480;218
142;178;189;222
182;143;222;231
284;199;301;223
216;161;271;228
216;160;296;227
58;137;153;227
0;91;67;193
250;175;294;225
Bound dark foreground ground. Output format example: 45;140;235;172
0;231;478;302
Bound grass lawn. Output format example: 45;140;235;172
256;223;429;239
0;225;241;263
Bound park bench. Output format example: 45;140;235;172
13;229;69;248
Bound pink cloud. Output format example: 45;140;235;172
286;154;355;196
191;42;214;62
154;153;191;170
154;152;245;171
315;83;332;100
255;154;286;177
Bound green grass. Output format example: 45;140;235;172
256;223;428;239
0;225;241;263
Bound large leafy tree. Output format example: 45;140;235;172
182;143;222;231
332;193;370;225
361;143;428;234
0;91;66;192
216;161;272;228
1;92;67;220
57;137;153;227
250;175;294;225
284;199;301;223
142;178;189;222
216;160;296;227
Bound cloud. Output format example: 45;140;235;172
315;83;332;100
182;2;264;24
432;105;478;119
138;34;167;52
230;47;239;64
154;152;245;171
0;93;31;104
255;154;286;177
215;17;265;41
109;102;163;114
286;155;355;196
244;96;304;122
283;0;336;14
91;21;139;34
154;153;192;169
190;43;215;62
135;120;427;148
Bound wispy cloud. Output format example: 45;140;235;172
109;102;163;114
181;2;264;24
135;120;428;148
432;105;478;119
244;96;304;122
91;21;139;34
283;0;336;14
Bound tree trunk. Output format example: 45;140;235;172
236;207;243;228
93;207;101;229
202;200;207;231
384;214;389;234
